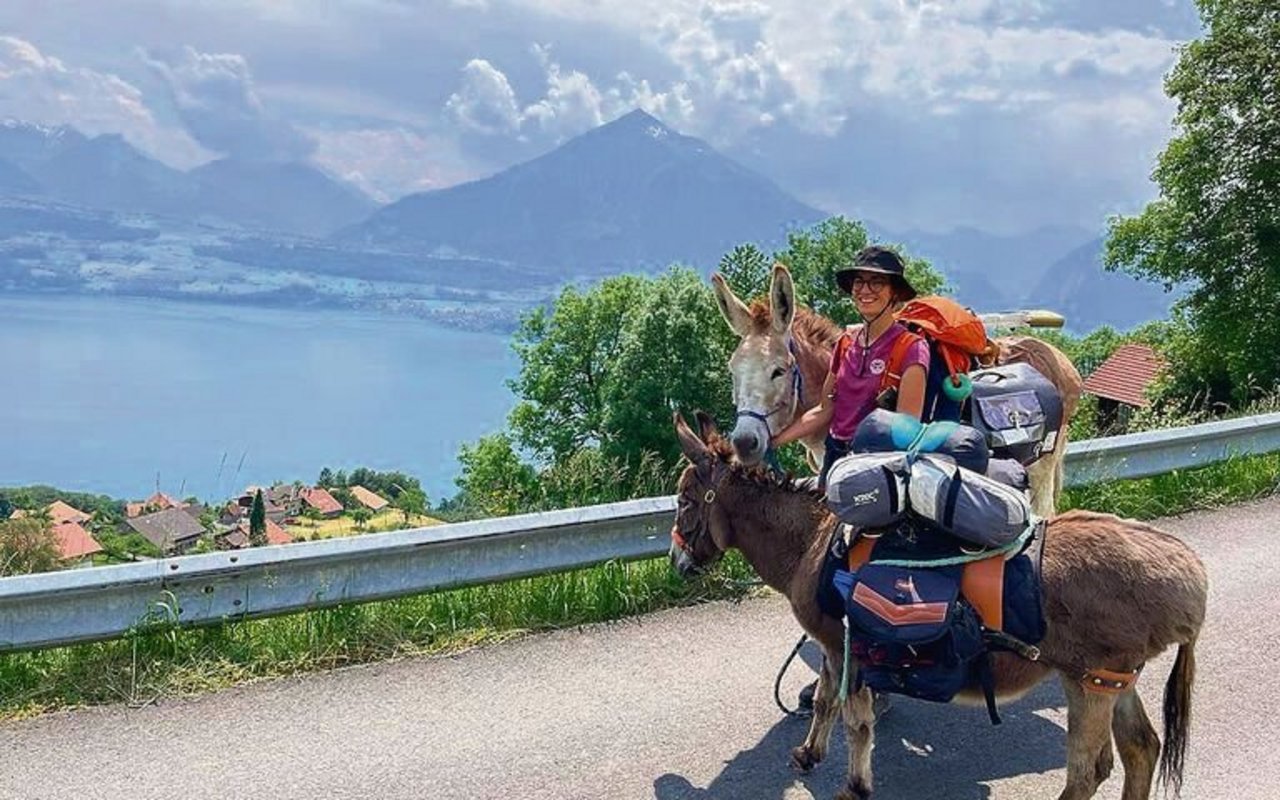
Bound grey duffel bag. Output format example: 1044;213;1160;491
985;458;1030;492
908;455;1033;548
825;452;911;528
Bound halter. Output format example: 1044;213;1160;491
734;338;803;468
670;461;730;558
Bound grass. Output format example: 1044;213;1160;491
2;451;1278;721
287;510;443;540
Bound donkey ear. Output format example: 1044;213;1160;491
711;272;753;338
674;411;710;463
694;410;721;443
769;263;796;335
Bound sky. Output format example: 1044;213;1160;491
0;0;1203;234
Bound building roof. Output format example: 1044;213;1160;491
232;519;293;546
301;487;344;515
1082;344;1166;408
349;485;389;511
52;520;103;560
126;507;206;550
47;500;92;525
146;492;180;510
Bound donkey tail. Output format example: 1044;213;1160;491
1159;640;1196;796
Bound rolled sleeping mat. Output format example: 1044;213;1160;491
825;452;911;529
908;455;1033;549
851;409;990;474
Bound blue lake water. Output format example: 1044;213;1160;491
2;294;519;505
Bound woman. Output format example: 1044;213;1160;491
771;245;930;489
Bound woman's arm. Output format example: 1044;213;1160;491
772;371;837;447
895;363;927;420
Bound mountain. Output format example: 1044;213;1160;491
874;223;1096;309
187;159;377;238
339;109;826;274
1027;238;1179;333
26;134;191;215
0;120;375;237
0;158;40;194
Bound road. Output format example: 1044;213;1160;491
2;497;1278;799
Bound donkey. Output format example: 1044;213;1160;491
670;412;1207;800
711;264;1084;517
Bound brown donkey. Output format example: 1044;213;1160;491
711;263;1084;517
670;412;1207;800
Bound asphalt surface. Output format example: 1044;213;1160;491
2;497;1279;800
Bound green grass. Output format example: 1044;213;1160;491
3;451;1278;721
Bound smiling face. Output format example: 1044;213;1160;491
849;270;895;319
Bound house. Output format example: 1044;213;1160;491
218;519;293;549
126;507;206;553
47;500;93;526
52;520;104;564
1082;344;1167;432
126;492;182;518
349;485;389;512
235;487;289;524
300;487;344;518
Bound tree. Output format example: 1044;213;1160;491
0;518;61;576
0;496;12;520
454;434;540;517
1107;0;1280;403
350;507;374;530
249;489;267;547
317;467;335;489
392;488;427;525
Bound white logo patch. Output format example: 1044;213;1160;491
869;358;887;375
851;489;880;507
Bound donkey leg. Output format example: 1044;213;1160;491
791;655;842;772
835;684;876;800
1056;677;1118;800
1111;689;1161;800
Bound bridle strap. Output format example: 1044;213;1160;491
734;338;804;446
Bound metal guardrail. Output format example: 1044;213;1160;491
2;412;1279;653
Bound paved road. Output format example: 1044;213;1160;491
3;498;1279;800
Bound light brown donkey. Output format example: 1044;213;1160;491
670;412;1207;800
711;263;1083;517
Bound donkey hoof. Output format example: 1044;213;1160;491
789;745;822;772
834;779;872;800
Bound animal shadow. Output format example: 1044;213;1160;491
653;681;1067;800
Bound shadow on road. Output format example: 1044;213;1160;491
653;681;1068;800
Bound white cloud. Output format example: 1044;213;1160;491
0;35;208;166
445;59;523;135
144;45;313;161
308;126;474;201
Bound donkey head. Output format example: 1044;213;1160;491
670;411;736;577
711;263;799;465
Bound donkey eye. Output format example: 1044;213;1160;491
770;367;786;380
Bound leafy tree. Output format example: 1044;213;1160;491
0;496;12;520
717;243;772;302
1107;0;1280;403
392;488;427;524
333;470;348;488
249;490;267;547
0;517;61;576
317;467;335;489
454;434;540;517
350;507;374;529
508;274;647;463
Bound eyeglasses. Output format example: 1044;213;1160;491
850;276;889;292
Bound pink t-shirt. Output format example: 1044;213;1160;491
828;322;930;440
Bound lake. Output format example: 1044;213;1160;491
2;294;519;505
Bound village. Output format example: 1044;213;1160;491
6;477;439;569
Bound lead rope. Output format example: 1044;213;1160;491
773;633;811;717
838;621;852;702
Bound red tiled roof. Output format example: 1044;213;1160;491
48;500;92;525
1082;344;1166;408
126;502;146;518
301;487;344;515
349;485;388;511
53;520;103;560
234;519;294;546
146;492;179;510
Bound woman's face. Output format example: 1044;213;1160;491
849;270;893;318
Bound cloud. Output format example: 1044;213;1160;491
308;126;474;201
144;45;313;162
0;35;208;166
446;47;694;142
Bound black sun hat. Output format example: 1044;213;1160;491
834;246;917;300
